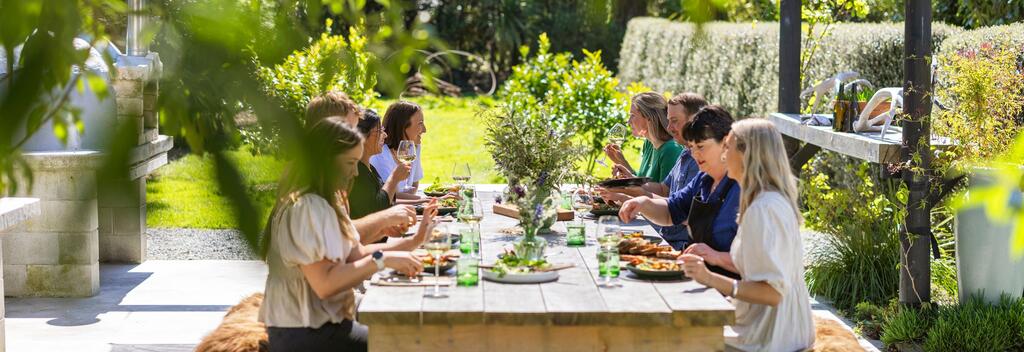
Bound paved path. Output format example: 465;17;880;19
6;261;266;352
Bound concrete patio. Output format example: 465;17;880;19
6;261;265;352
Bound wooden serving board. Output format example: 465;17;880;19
492;204;575;221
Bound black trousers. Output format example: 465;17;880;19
267;320;368;352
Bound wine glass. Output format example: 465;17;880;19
397;140;417;167
596;215;622;249
423;223;451;298
451;162;471;186
597;123;630;168
458;196;484;225
608;123;629;148
571;188;594;224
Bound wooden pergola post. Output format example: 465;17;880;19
900;0;933;306
777;0;934;305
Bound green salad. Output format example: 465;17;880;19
490;251;550;277
424;177;449;194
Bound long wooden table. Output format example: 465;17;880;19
358;190;735;351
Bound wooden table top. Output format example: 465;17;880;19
358;190;735;328
768;112;952;164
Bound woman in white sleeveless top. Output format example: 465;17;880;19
680;118;815;351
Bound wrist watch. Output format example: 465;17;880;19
372;250;386;272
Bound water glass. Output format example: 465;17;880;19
566;223;586;247
456;257;479;286
597;246;621;287
458;224;481;257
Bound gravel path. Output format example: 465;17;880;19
147;228;258;260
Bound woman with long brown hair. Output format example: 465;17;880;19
259;117;439;352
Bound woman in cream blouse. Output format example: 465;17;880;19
258;117;440;352
680;118;815;351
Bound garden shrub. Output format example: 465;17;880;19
618;18;960;117
934;24;1024;167
877;295;1024;351
922;295;1024;351
801;158;902;310
880;303;935;347
249;22;378;154
501;33;629;173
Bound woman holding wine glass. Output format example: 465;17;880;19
603;92;683;183
371;101;430;203
259;117;440;352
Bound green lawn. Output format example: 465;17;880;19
147;95;639;229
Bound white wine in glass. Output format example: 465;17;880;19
458;197;484;224
397;140;417;166
451;163;471;185
423;224;451;298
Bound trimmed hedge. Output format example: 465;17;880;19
618;18;960;117
938;22;1024;65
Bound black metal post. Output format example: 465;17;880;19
779;0;801;114
900;0;933;306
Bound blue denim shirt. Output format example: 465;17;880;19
651;150;701;249
666;172;740;252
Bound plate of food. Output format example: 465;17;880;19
589;201;620;217
623;257;685;278
621;231;665;245
618;237;676;257
417;197;460;216
423;177;460;197
597;177;650;189
481;251;559;284
400;253;456;275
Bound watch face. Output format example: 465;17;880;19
373;251;383;260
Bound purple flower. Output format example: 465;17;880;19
512;185;526;198
536;171;549;188
533;203;544;221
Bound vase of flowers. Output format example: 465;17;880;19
505;174;561;260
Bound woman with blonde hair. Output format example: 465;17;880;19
604;92;683;182
679;118;814;351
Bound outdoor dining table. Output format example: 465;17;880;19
358;189;736;351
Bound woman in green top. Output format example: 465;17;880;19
605;92;683;182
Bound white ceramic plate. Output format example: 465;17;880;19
481;269;559;284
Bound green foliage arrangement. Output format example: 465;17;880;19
501;33;628;173
482;104;583;188
618;18;960;117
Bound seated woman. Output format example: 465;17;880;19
599;93;706;246
349;109;418;244
604;92;683;182
680;118;815;351
618;105;740;278
371;101;429;202
259;117;439;352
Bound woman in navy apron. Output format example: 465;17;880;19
619;105;741;279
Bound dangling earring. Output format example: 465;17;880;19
720;154;727;163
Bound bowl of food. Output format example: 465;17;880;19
589;201;620;217
423;177;461;197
